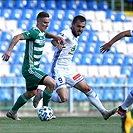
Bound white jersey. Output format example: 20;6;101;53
51;27;78;67
50;27;84;90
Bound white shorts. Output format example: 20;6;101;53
51;66;84;90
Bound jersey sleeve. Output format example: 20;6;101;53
22;29;38;40
58;29;68;40
130;30;133;37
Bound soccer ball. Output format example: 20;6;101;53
37;106;54;121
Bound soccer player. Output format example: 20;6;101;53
2;11;65;120
33;15;117;120
100;30;133;132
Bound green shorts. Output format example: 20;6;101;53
22;67;47;90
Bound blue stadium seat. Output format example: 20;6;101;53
102;88;114;101
14;0;25;9
64;10;75;20
102;54;113;65
91;54;103;65
3;0;14;9
1;31;12;42
95;42;103;53
36;0;45;9
53;9;65;20
0;88;12;101
21;9;33;20
77;1;88;10
10;9;22;20
14;53;24;64
1;9;11;19
1;76;14;85
85;77;94;85
32;9;42;20
75;42;86;54
88;1;98;10
17;20;29;31
98;1;108;10
67;0;77;10
40;54;50;65
45;0;56;9
95;77;105;85
114;88;124;101
80;54;92;65
19;42;25;52
44;65;51;75
115;12;127;22
106;10;115;21
10;65;22;76
16;77;25;85
116;77;126;85
25;0;37;9
113;54;124;65
73;89;82;101
105;77;116;85
121;65;132;77
56;0;66;9
123;55;133;65
72;53;82;65
88;31;99;42
0;42;8;52
84;42;96;53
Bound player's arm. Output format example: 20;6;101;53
100;30;132;53
46;32;66;50
2;33;25;61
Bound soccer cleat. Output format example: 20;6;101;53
102;108;117;120
121;109;133;133
6;110;21;120
117;106;127;115
33;89;42;108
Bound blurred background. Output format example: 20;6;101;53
0;0;133;116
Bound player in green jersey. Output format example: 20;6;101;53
2;11;65;120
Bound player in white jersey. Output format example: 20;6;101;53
33;15;117;120
100;30;133;132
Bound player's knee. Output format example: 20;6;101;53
60;95;68;102
24;91;35;99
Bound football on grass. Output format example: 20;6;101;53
37;106;54;121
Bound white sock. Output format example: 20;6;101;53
50;90;62;103
86;90;106;114
121;90;133;110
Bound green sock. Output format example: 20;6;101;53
12;94;28;113
131;109;133;119
43;89;52;106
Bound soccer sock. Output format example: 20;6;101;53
43;89;52;106
86;90;106;113
121;90;133;110
12;94;28;114
50;90;62;103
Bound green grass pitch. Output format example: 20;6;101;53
0;116;132;133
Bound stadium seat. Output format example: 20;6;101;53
106;10;115;21
1;76;14;85
72;53;82;65
10;9;22;20
45;0;56;9
40;54;50;65
0;88;12;101
1;31;12;42
32;9;42;20
88;1;98;10
95;42;103;53
80;54;92;65
0;41;8;52
114;88;124;101
121;65;132;77
14;53;24;64
91;54;103;65
95;77;105;85
84;42;96;53
36;0;45;9
116;77;127;85
98;1;108;11
17;20;29;31
56;0;66;9
105;77;116;85
77;1;88;10
21;9;33;20
75;42;86;54
88;31;99;43
53;9;65;20
25;0;37;9
85;77;95;85
113;54;124;65
3;0;14;9
123;55;133;66
16;76;25;85
10;65;22;76
102;54;113;65
14;0;25;9
115;12;127;22
67;0;77;10
64;10;75;20
1;8;11;19
102;88;114;101
98;66;110;77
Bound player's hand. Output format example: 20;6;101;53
100;43;111;54
2;51;11;61
56;36;66;44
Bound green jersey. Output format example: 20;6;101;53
22;27;47;89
